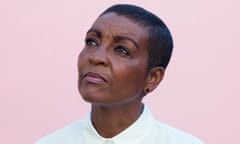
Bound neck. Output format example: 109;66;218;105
90;100;144;138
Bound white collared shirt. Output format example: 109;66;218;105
35;105;204;144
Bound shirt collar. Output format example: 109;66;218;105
84;104;155;144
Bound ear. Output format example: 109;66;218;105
144;67;165;93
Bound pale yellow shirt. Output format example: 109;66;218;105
35;105;204;144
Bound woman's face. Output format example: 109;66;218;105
78;12;149;106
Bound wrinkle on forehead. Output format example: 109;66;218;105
91;13;149;45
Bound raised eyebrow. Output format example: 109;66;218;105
86;28;101;38
114;35;139;49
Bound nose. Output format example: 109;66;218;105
89;47;109;66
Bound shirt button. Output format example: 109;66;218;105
103;139;115;144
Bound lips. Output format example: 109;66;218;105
83;72;107;84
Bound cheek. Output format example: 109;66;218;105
112;62;147;92
77;51;87;71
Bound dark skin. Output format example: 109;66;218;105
77;12;164;138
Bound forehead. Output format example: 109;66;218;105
90;12;149;44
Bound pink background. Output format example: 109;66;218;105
0;0;239;143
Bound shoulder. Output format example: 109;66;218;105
35;119;86;144
152;121;204;144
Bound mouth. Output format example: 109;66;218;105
83;72;107;84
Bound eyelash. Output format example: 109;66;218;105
85;38;98;46
114;45;130;56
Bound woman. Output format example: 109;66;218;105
36;4;204;144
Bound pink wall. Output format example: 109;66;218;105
0;0;239;143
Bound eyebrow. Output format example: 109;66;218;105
87;28;102;38
86;28;139;48
114;35;139;49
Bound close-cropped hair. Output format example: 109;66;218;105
100;4;173;70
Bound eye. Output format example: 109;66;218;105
85;38;98;46
114;45;130;56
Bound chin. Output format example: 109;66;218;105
80;92;106;104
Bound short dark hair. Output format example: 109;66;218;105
100;4;173;70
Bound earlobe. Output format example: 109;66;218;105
145;67;165;93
